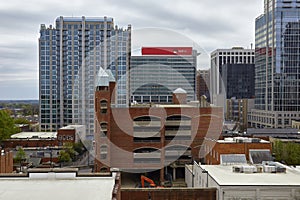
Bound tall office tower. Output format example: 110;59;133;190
39;16;131;138
210;47;254;106
249;0;300;128
130;47;197;104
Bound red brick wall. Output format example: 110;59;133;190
121;188;217;200
0;151;13;173
3;139;58;149
57;129;76;145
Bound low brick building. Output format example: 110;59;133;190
94;69;223;183
3;132;58;149
3;125;85;149
57;125;86;146
203;137;272;165
2;125;85;168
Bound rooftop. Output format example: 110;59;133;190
173;88;187;94
216;137;270;144
55;16;114;23
59;125;85;130
130;104;198;108
11;132;57;139
96;68;110;87
0;169;116;200
199;163;300;186
246;128;299;135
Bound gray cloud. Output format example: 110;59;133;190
0;0;262;99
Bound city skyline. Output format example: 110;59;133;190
0;0;262;99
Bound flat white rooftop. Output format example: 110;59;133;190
59;125;85;130
217;137;270;144
11;132;57;139
0;172;115;200
200;164;300;186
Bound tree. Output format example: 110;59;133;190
273;140;284;162
58;142;79;165
58;150;71;163
14;148;26;172
73;142;85;156
63;142;77;161
0;110;20;143
273;140;300;165
14;118;30;124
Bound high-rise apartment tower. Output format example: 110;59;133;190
39;16;131;138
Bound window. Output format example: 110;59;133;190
100;100;108;108
100;122;108;137
100;145;108;159
100;167;108;172
100;100;108;114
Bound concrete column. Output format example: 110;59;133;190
160;168;164;184
173;167;176;181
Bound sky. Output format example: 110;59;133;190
0;0;263;100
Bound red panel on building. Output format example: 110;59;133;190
142;47;193;55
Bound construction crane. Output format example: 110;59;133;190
140;175;164;188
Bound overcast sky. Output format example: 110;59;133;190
0;0;263;100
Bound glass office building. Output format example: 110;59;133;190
210;48;255;107
130;47;197;103
222;63;255;99
249;0;300;128
39;16;131;138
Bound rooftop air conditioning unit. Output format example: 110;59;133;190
264;165;276;173
241;166;257;173
237;139;244;143
276;166;286;173
256;165;263;173
232;166;241;173
251;138;261;143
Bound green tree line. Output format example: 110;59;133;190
0;110;20;143
0;103;39;116
273;140;300;166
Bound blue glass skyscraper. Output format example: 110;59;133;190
249;0;300;128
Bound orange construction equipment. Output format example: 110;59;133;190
140;175;157;188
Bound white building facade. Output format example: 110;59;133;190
186;162;300;200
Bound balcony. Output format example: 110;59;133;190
133;121;161;127
133;131;160;138
165;130;191;136
165;120;191;126
165;150;191;157
133;152;161;159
